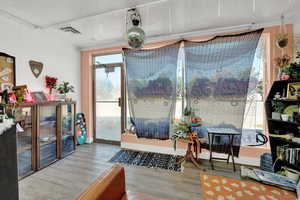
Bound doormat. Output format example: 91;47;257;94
109;149;181;172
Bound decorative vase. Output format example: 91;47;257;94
47;93;55;101
281;114;289;121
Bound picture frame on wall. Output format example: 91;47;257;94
31;92;48;102
287;82;300;99
0;52;16;92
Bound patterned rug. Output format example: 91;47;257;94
109;149;181;172
200;174;297;200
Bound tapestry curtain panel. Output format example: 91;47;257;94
124;43;180;139
185;29;263;154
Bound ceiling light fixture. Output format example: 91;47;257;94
125;8;145;49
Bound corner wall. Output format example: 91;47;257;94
0;16;80;110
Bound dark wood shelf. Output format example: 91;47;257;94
267;118;300;126
269;136;300;145
268;99;300;103
265;80;300;172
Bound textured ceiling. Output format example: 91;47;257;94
0;0;299;49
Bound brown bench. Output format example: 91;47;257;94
77;164;162;200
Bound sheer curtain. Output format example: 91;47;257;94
124;43;180;139
184;29;263;154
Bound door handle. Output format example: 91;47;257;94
118;98;121;107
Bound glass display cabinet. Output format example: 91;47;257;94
5;101;76;177
58;102;76;158
7;105;35;179
37;104;58;169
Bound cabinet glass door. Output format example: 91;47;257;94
38;105;57;168
61;104;75;158
13;107;34;178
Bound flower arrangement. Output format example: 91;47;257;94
171;108;202;150
275;54;291;69
45;76;57;94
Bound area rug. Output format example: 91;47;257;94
200;174;297;200
109;149;181;172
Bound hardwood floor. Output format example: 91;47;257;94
19;143;241;200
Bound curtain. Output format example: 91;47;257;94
185;29;263;155
124;43;180;139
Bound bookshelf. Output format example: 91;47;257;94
265;80;300;172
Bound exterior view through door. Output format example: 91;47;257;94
94;53;124;143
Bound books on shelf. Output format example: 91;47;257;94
285;148;300;166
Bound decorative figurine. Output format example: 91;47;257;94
274;92;281;99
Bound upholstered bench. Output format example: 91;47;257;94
77;164;163;200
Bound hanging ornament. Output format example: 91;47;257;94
276;15;288;48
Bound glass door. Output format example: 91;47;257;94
94;53;124;143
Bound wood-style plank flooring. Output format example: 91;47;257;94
19;143;241;200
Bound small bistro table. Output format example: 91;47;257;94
206;128;241;172
176;133;204;170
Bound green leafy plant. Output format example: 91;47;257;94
276;33;288;48
272;101;286;113
276;166;288;176
57;82;75;95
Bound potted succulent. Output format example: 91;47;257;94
276;33;288;48
57;81;74;102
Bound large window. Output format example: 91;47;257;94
241;36;266;146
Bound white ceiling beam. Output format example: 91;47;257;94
41;0;169;29
80;19;290;50
0;9;41;29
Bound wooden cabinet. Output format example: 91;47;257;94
0;125;19;200
6;101;76;178
58;103;76;158
37;104;58;169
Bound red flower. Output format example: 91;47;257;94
45;76;57;89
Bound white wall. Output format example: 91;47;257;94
0;16;80;110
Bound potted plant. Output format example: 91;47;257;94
271;101;285;120
280;67;290;80
57;81;74;101
45;76;57;101
275;55;291;79
276;33;288;48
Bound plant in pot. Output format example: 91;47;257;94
271;101;285;120
276;33;288;48
45;76;57;101
275;54;291;79
57;81;74;102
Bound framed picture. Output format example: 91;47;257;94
0;52;16;92
31;91;47;102
287;82;300;99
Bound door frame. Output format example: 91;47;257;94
92;54;126;145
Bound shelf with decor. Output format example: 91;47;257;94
265;79;300;173
5;101;76;179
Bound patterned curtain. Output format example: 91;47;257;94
124;43;180;139
185;29;263;154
